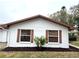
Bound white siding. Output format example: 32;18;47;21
7;18;69;48
0;30;2;42
0;29;7;42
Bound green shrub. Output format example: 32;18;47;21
34;36;46;47
69;32;77;41
34;37;40;47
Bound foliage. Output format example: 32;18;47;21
67;14;75;25
49;4;79;26
70;4;79;31
69;32;77;41
34;36;46;47
60;6;67;23
70;4;79;18
34;37;39;47
49;6;75;26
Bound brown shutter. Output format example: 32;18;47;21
46;30;48;43
17;29;20;42
59;30;62;43
31;30;34;43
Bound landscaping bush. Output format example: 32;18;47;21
69;33;77;41
34;36;46;47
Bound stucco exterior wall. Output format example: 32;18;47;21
7;18;69;48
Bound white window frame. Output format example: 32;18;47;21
19;29;32;43
48;30;59;44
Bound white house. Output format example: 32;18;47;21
0;15;73;48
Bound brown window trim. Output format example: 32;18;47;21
46;30;48;43
17;29;20;42
17;29;34;43
59;30;62;43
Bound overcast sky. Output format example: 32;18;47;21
0;0;79;24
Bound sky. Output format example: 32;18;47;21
0;0;79;24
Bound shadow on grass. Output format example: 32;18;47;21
1;46;79;52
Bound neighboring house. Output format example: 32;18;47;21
0;15;73;48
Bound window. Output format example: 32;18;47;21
17;29;33;42
48;30;58;42
20;30;31;42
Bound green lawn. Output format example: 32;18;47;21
0;51;79;58
70;41;79;47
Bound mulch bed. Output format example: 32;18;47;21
1;46;79;51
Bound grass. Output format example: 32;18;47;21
70;40;79;47
0;43;7;50
0;51;79;58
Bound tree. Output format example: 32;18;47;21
59;6;68;23
69;14;75;25
49;6;74;25
70;4;79;40
70;4;79;31
49;11;61;21
70;4;79;18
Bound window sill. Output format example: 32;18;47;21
18;42;31;44
47;42;60;45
